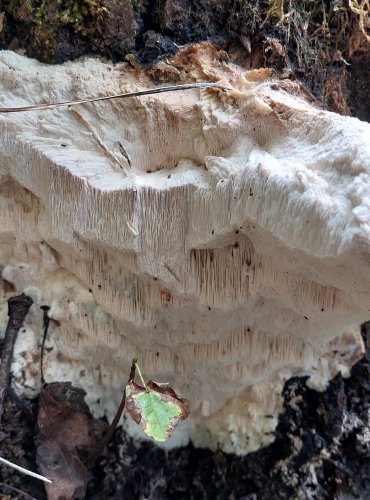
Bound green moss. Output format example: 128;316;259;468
4;0;107;61
4;0;31;18
263;0;285;24
32;0;106;35
4;0;106;38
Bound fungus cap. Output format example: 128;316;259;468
0;45;369;453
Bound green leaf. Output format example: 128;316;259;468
125;380;190;442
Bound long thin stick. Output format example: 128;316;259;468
0;294;33;422
0;83;228;114
0;456;51;484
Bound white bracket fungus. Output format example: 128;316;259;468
0;44;369;454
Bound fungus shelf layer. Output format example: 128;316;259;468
0;44;369;454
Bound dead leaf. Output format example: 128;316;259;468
36;382;107;500
125;380;190;442
0;13;4;34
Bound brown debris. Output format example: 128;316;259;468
36;382;106;500
0;12;4;34
323;70;351;116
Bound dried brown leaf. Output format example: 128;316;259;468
36;382;107;500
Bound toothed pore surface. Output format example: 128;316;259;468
0;46;369;453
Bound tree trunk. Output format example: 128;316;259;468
1;1;370;498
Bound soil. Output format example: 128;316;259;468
0;322;370;499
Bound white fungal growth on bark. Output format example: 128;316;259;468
0;44;369;454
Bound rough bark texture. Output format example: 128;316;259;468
1;1;369;120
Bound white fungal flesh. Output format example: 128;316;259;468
0;45;369;454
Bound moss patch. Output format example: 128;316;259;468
2;0;108;61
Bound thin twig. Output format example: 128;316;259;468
0;83;229;114
39;305;51;386
0;481;39;500
0;294;33;422
0;457;51;484
84;358;137;469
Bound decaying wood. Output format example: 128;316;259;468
0;294;33;422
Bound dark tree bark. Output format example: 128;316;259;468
1;1;369;120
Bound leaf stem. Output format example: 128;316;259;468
84;358;137;469
134;360;147;388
